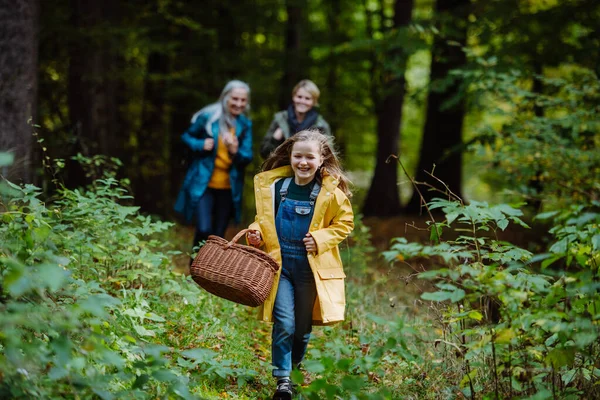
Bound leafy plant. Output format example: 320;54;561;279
0;162;265;399
384;197;600;399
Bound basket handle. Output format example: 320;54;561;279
224;228;253;248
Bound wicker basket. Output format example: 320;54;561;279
190;229;280;307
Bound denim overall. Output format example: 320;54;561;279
272;178;321;377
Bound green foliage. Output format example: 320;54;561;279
462;61;600;208
0;174;264;398
297;317;421;400
536;202;600;270
384;197;600;398
342;213;377;275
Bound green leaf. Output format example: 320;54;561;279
134;324;156;337
91;388;114;400
549;238;568;254
521;388;552;400
79;294;120;317
418;270;443;280
132;374;150;389
303;359;326;374
37;264;70;292
467;311;483;321
181;348;217;361
2;257;25;289
446;212;459;225
421;291;453;302
592;234;600;251
52;335;72;366
0;152;15;166
497;218;509;231
152;369;178;383
429;224;442;244
450;289;466;303
48;366;68;381
495;329;515;344
541;255;562;269
144;312;166;322
535;211;559;221
546;348;575;368
561;368;577;386
341;375;365;392
100;349;125;369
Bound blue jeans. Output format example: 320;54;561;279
271;252;317;377
272;191;318;378
193;188;233;248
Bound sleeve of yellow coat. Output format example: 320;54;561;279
310;192;354;255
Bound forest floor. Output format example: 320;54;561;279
169;217;433;398
167;213;546;399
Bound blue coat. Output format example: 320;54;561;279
174;112;253;224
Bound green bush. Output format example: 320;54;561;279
0;171;262;399
384;198;600;399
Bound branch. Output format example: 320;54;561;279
387;154;441;240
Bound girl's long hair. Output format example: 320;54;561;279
262;129;352;197
191;80;251;135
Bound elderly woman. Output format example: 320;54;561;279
260;79;331;159
175;80;253;253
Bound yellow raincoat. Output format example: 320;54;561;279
248;166;354;325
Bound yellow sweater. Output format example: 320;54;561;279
208;128;234;189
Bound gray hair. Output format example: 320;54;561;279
191;80;251;135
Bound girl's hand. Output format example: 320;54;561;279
303;233;317;253
247;230;262;247
204;138;215;151
273;127;283;141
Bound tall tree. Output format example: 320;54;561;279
0;0;39;183
133;1;175;216
66;0;120;186
278;0;309;109
362;0;414;217
406;0;468;213
321;0;349;156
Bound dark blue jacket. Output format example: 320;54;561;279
174;112;253;223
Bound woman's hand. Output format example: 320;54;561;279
303;233;317;253
273;127;283;141
225;135;239;155
247;230;262;247
203;138;215;151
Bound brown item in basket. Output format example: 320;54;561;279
190;228;280;307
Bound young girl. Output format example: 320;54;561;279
246;129;354;399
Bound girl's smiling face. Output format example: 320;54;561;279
290;140;323;185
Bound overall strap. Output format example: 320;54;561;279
279;177;293;202
309;181;321;205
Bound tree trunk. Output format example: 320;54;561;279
323;0;347;156
134;52;170;216
362;0;413;217
406;0;468;213
278;0;307;110
66;0;119;186
0;0;39;183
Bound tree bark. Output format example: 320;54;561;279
278;0;308;110
0;0;39;183
66;0;119;186
323;0;347;156
134;52;170;215
362;0;413;217
406;0;468;213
